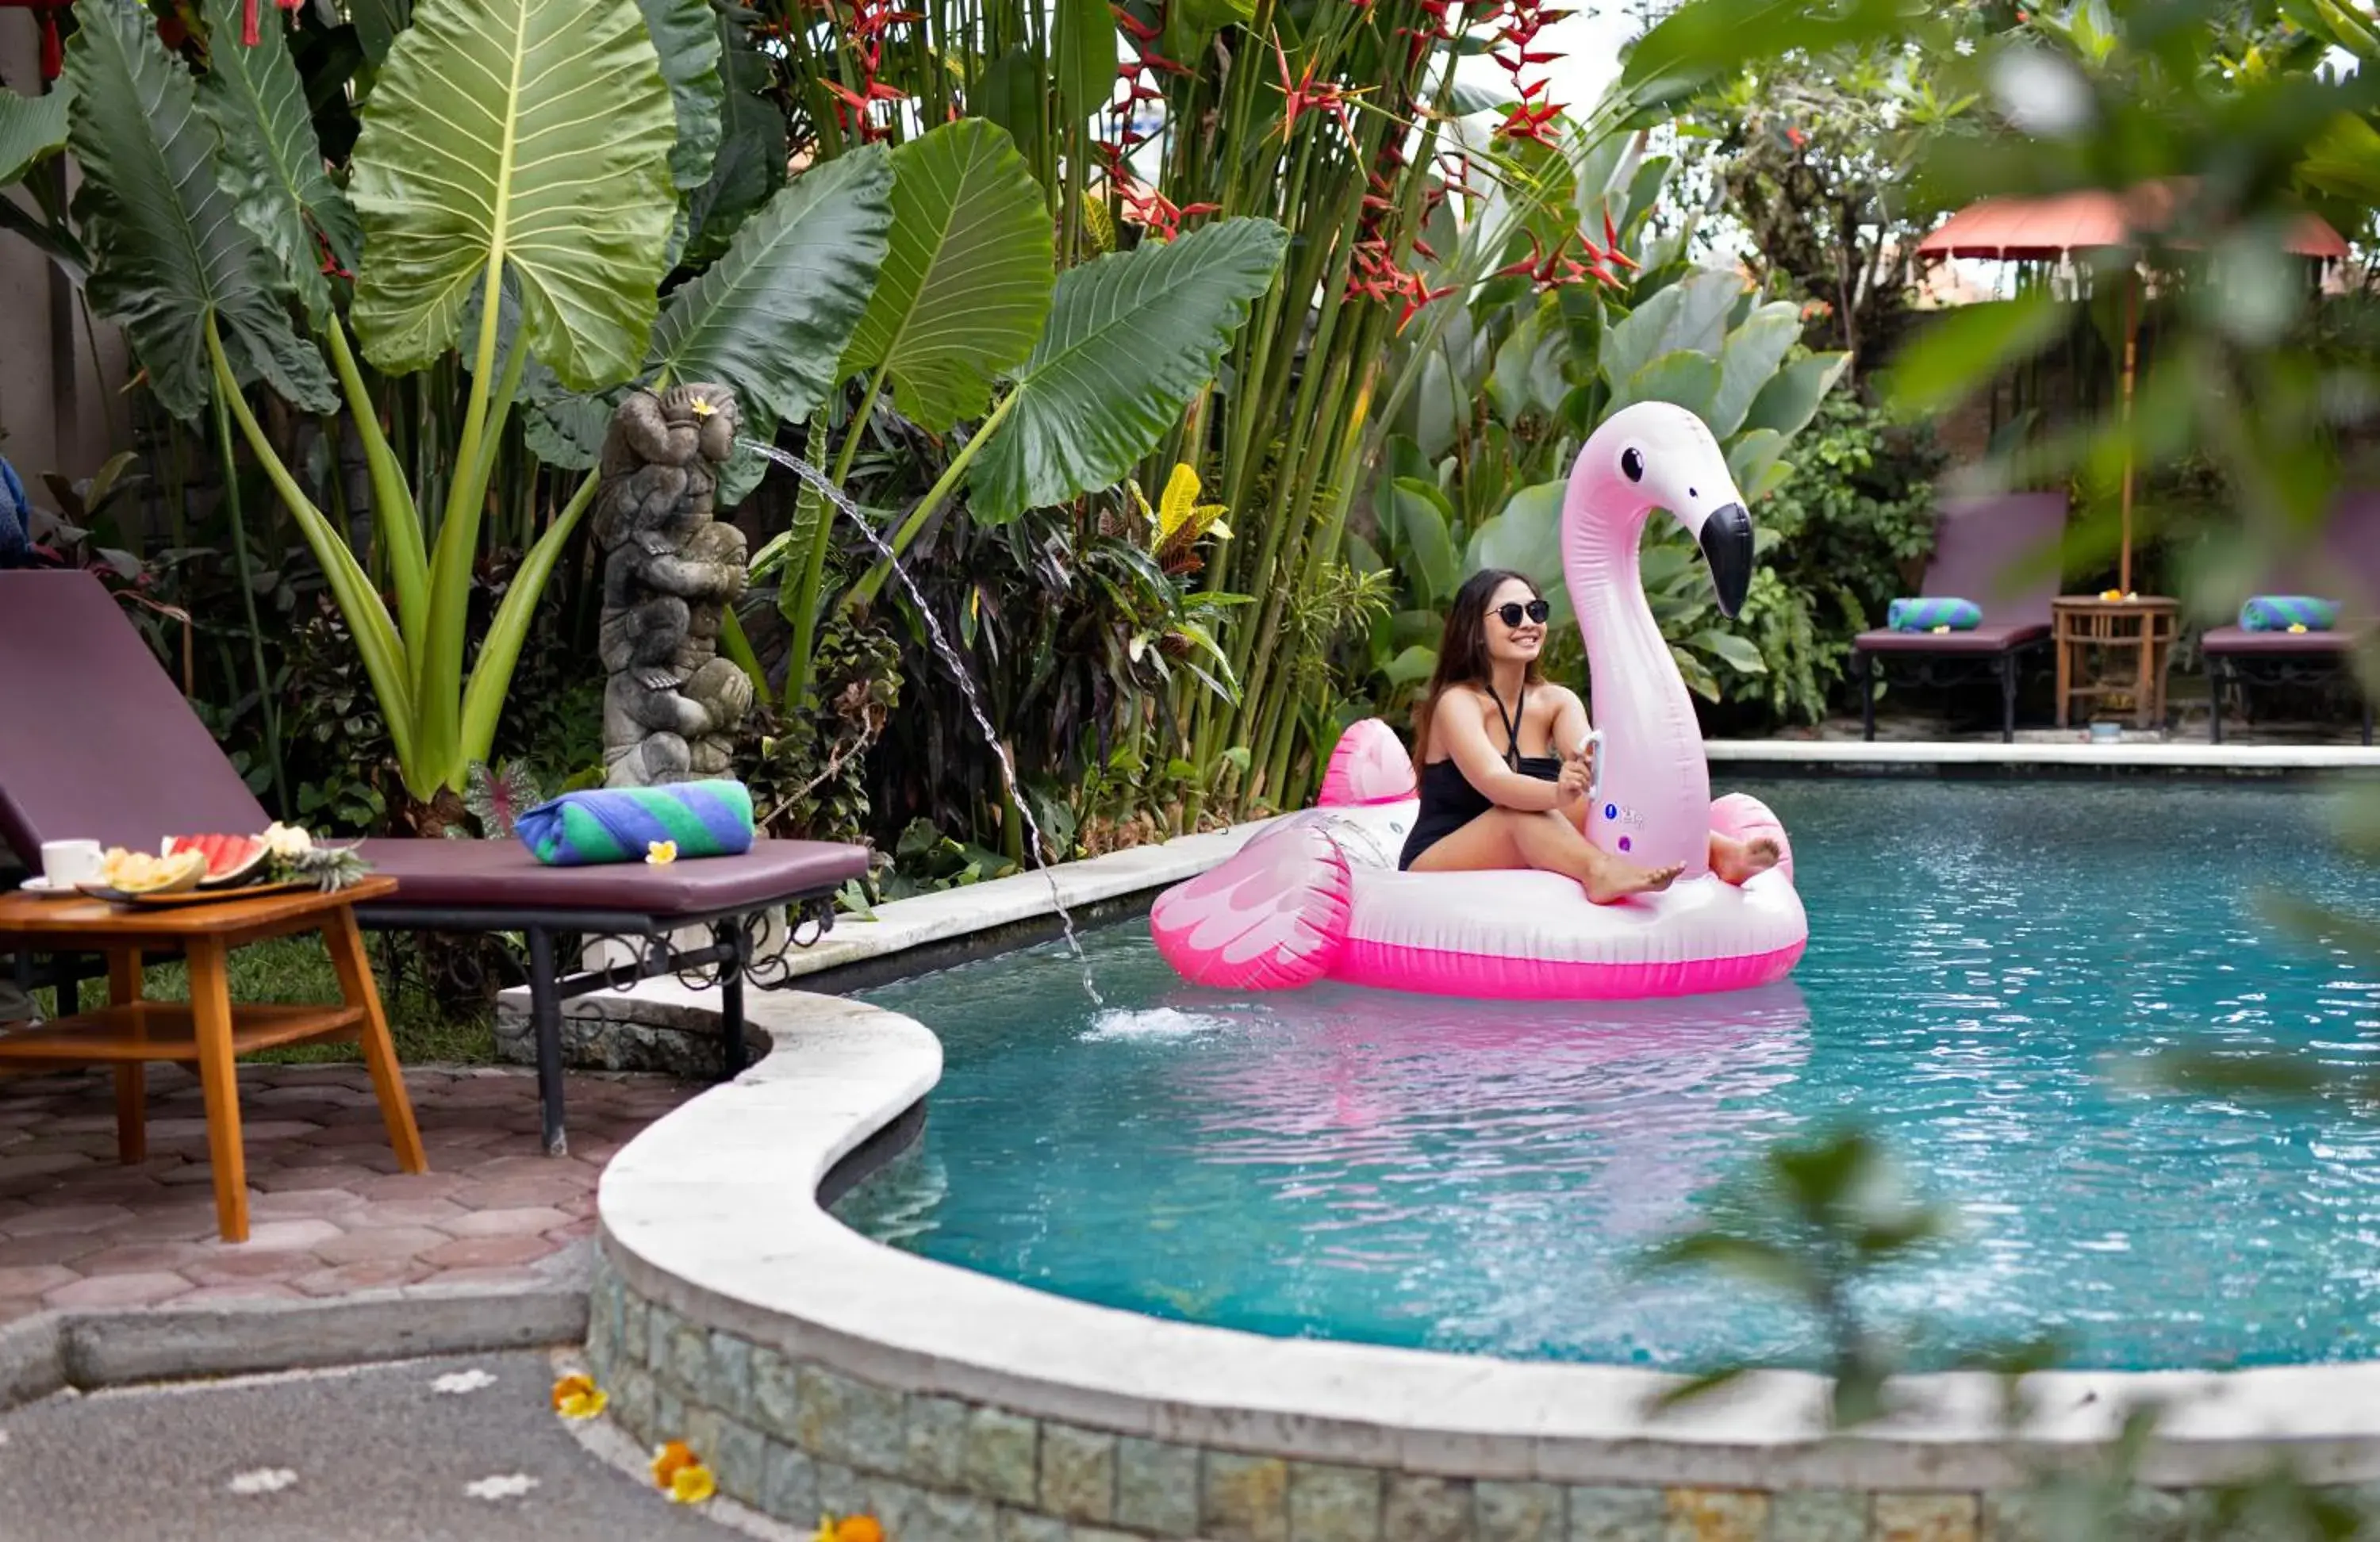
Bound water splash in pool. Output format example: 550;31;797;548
742;440;1100;1006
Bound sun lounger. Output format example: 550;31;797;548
0;570;868;1153
2201;490;2378;746
1851;490;2069;742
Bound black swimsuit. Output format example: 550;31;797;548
1396;682;1560;870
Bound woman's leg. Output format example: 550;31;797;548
1410;807;1681;903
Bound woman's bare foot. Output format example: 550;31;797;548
1711;834;1781;886
1583;857;1684;904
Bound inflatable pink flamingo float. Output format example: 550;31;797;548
1150;401;1807;999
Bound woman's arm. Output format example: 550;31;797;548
1548;686;1591;760
1435;690;1564;811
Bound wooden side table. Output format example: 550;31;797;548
0;876;424;1241
2052;596;2182;729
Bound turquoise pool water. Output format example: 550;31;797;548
838;781;2380;1372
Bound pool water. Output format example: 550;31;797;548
838;781;2380;1372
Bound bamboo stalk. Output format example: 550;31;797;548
210;382;289;817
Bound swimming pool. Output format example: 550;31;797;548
838;780;2380;1374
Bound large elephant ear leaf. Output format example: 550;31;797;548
650;144;894;505
194;0;362;330
1742;351;1851;441
651;144;893;428
347;0;678;389
63;0;335;420
635;0;722;192
678;11;784;267
0;76;71;188
968;217;1288;524
838;117;1054;433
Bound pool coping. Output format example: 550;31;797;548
1706;738;2380;773
596;984;2380;1494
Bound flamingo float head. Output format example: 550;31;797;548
1568;401;1755;617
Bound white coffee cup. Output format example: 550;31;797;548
39;839;103;888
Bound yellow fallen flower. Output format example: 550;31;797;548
647;839;678;865
666;1463;716;1505
551;1373;606;1420
651;1440;699;1489
2289;622;2309;635
814;1516;885;1542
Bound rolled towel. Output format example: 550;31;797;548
2240;595;2340;632
517;780;756;866
1888;596;1983;632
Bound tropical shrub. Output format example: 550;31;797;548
1346;132;1853;736
1720;391;1943;724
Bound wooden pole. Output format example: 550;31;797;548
2118;267;2138;596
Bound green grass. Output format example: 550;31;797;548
71;935;498;1065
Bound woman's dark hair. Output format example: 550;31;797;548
1411;568;1543;769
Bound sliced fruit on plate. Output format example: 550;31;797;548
162;833;271;887
99;846;210;896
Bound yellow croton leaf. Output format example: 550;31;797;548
1157;463;1230;546
551;1373;606;1420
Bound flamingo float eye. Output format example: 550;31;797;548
1621;447;1645;482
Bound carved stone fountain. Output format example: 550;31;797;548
594;383;755;788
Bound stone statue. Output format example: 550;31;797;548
595;383;755;787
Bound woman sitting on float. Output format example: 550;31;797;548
1399;567;1778;902
1150;401;1806;1000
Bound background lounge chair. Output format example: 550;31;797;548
2200;490;2378;746
0;570;869;1153
1851;490;2070;742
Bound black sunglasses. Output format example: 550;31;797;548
1493;599;1551;627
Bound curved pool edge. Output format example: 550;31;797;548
589;988;2380;1537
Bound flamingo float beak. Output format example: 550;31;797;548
1699;502;1754;619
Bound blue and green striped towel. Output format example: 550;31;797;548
1888;597;1983;631
2240;595;2339;631
517;781;756;865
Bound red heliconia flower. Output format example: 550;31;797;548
1395;276;1459;333
1495;99;1562;144
1602;209;1639;271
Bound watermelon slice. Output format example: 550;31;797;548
163;834;271;887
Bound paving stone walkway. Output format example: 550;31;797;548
0;1063;698;1321
0;1349;763;1540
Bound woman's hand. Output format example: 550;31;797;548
1556;753;1591;809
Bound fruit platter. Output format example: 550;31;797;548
76;823;373;907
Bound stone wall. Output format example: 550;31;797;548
586;1250;2259;1542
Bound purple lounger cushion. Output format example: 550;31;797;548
1852;491;2067;656
1852;623;2051;654
0;571;273;858
2200;624;2359;655
2202;490;2380;658
351;836;863;914
0;570;866;912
